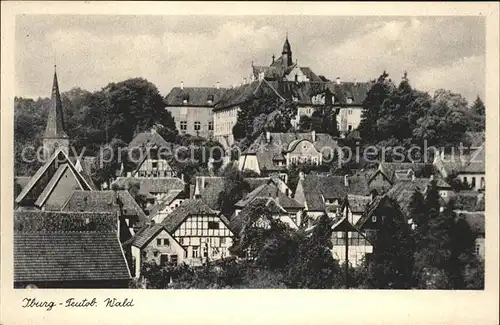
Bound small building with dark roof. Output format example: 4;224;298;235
124;224;186;278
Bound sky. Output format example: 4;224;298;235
15;15;485;103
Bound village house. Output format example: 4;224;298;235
230;197;299;237
234;179;303;226
238;131;338;183
294;173;371;222
330;212;373;267
125;224;186;278
212;79;284;149
160;199;235;266
112;176;187;220
455;144;485;191
354;194;407;242
114;129;177;180
455;211;485;260
61;190;149;243
164;83;226;138
191;175;272;210
14;210;131;288
367;162;435;194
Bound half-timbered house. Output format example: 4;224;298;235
161;199;234;266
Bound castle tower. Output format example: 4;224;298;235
281;34;293;67
43;65;69;160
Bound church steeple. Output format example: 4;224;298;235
281;34;293;67
45;65;68;139
43;65;69;159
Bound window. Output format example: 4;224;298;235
156;239;162;246
475;243;481;255
171;254;178;264
471;177;476;188
295;74;298;82
192;246;199;258
480;177;485;188
347;124;353;131
208;221;219;230
338;231;344;238
152;161;158;169
163;238;169;246
348;109;353;115
160;254;169;265
207;95;214;103
347;98;353;104
194;121;201;131
208;122;213;131
180;121;187;130
372;215;377;222
203;244;209;257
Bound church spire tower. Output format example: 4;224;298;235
281;33;293;67
43;65;69;159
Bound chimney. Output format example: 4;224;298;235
272;55;275;63
216;81;220;90
311;130;316;142
180;81;184;90
411;173;416;181
354;78;357;85
344;174;349;187
336;77;341;85
266;131;271;143
299;171;305;181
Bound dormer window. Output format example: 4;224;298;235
207;94;214;104
347;97;353;104
182;94;189;104
292;96;298;102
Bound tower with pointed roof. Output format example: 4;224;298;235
281;34;293;67
43;65;69;160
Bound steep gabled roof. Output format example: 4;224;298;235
125;224;185;250
235;180;302;210
165;87;226;107
372;162;431;184
230;197;287;234
14;231;131;283
355;195;405;229
15;148;93;206
459;144;485;174
456;211;485;234
61;190;148;225
128;131;171;149
161;199;229;233
301;174;371;211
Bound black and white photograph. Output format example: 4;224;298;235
9;12;492;291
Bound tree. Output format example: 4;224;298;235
217;163;251;217
285;214;340;289
358;71;393;142
361;201;415;289
469;96;485;132
409;189;428;247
